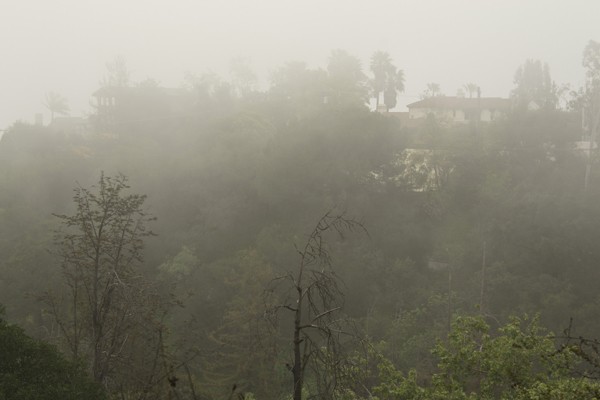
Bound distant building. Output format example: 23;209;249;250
91;86;195;129
575;138;598;155
407;96;511;123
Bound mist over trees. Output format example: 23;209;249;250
2;43;600;399
511;59;558;110
43;92;69;123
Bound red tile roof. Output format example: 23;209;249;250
407;96;511;110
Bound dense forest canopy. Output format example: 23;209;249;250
1;42;600;399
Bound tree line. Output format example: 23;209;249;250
0;41;600;399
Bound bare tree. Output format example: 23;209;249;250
42;173;167;394
266;212;366;400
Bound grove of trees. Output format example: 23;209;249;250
1;44;600;399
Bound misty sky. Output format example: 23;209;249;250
1;0;599;130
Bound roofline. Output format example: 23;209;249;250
407;96;511;109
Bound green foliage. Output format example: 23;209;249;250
372;315;600;400
199;249;279;399
158;245;198;279
4;50;600;400
0;307;105;400
327;49;369;108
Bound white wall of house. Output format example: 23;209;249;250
409;107;468;122
453;109;466;122
409;107;505;123
481;109;492;121
440;110;455;122
409;108;429;119
482;109;504;121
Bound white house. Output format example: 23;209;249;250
407;96;511;123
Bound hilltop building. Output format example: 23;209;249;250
92;86;195;129
407;96;511;123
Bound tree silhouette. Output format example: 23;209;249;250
230;57;257;97
370;51;404;111
42;173;164;393
463;83;479;98
582;41;600;192
0;306;105;399
422;83;442;98
102;55;130;87
327;49;368;107
266;212;366;400
43;92;69;123
511;59;557;110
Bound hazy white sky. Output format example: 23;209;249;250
1;0;599;129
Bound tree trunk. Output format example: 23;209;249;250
293;286;303;400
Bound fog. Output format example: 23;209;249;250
2;0;598;129
3;2;600;399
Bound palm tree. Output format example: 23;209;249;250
370;51;391;109
463;83;479;98
422;83;442;99
370;51;405;110
383;68;405;110
43;92;69;123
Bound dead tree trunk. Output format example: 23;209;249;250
267;211;366;400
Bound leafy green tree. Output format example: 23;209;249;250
582;40;600;191
372;315;600;400
199;249;280;399
583;40;600;134
326;49;369;108
269;61;328;120
584;40;600;88
230;57;258;98
511;59;558;110
0;305;105;400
